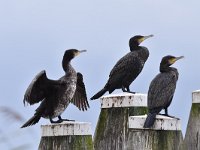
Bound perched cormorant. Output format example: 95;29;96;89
143;55;184;128
21;49;89;128
91;35;153;100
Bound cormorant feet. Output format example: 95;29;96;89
125;91;136;94
122;87;136;94
58;116;75;122
159;114;180;120
50;116;75;124
50;118;63;124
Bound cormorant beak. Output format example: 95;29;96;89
138;34;154;44
170;56;184;64
79;50;87;53
75;50;87;56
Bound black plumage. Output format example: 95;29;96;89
143;55;184;128
21;49;89;128
91;35;153;100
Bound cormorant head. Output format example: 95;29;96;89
63;49;87;61
129;34;153;50
160;55;184;72
62;49;86;72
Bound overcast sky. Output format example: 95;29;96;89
1;1;200;149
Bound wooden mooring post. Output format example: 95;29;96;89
38;121;93;150
93;93;148;150
93;93;184;150
184;90;200;150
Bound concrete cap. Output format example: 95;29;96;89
100;92;147;108
192;90;200;103
129;115;181;131
41;121;92;137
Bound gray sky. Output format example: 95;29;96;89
1;0;200;149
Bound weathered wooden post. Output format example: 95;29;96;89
93;93;148;150
184;90;200;150
38;121;93;150
93;93;184;150
128;115;184;150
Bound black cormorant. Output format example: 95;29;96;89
143;55;184;128
21;49;89;128
91;35;153;100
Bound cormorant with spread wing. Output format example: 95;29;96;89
91;35;153;100
21;49;89;128
143;55;184;128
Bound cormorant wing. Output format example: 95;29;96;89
24;70;61;106
24;70;48;105
108;52;142;85
148;72;178;110
71;72;89;111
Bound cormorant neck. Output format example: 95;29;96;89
130;43;140;51
62;55;73;72
62;60;71;72
160;65;173;73
130;45;140;51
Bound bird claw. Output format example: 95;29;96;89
61;119;75;122
125;91;136;94
159;114;180;120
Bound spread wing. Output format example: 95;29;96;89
24;70;47;105
71;72;89;111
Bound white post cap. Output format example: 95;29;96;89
129;115;181;131
100;92;147;108
41;121;92;137
192;90;200;103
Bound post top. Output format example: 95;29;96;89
41;121;92;137
129;115;181;131
193;90;200;93
192;89;200;103
100;92;147;108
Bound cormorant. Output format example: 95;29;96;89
143;55;184;128
21;49;89;128
91;35;153;100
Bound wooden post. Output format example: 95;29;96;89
38;121;93;150
184;90;200;150
93;93;148;150
128;115;184;150
93;93;184;150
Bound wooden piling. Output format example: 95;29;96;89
93;93;184;150
93;93;148;150
128;115;184;150
38;121;93;150
184;90;200;150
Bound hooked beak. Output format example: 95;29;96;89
143;34;154;40
75;50;87;56
79;50;87;53
138;34;154;44
170;56;184;64
175;56;184;61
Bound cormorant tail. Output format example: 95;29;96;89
143;113;157;128
90;87;107;100
21;114;41;128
